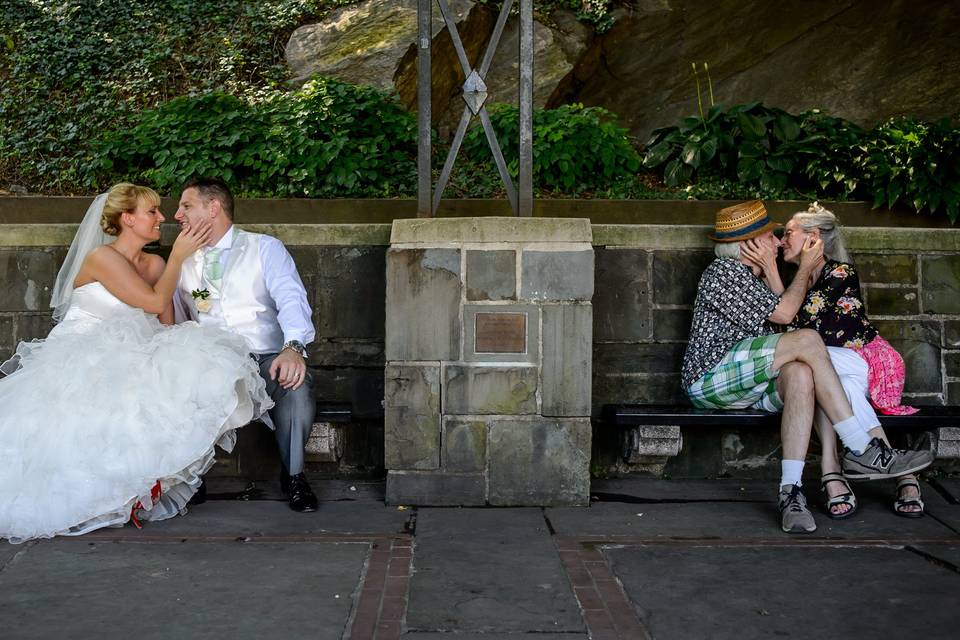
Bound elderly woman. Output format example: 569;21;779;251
770;202;923;519
682;200;932;533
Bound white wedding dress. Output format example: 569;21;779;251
0;282;273;543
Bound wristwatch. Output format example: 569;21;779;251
282;340;308;358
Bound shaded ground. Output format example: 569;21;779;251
2;478;958;640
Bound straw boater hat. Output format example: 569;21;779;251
709;200;781;242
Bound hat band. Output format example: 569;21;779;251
713;216;773;240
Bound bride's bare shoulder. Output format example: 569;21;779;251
79;245;134;278
84;245;121;264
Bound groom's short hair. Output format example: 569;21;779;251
182;177;234;220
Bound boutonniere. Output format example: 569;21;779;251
191;288;212;313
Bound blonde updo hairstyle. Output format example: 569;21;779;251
791;201;851;263
100;182;161;236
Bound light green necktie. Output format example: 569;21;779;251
202;247;224;293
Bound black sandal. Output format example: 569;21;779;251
894;477;925;519
821;472;858;520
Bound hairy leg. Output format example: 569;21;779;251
777;361;815;463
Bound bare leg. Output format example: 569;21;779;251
776;362;815;463
815;409;854;516
773;329;854;425
816;409;841;475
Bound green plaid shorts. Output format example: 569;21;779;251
686;334;784;412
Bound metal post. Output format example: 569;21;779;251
417;0;533;217
518;0;534;216
417;0;432;217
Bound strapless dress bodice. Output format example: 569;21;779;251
62;282;136;321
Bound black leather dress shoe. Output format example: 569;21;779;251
281;472;318;513
187;481;207;506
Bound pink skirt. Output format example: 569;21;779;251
853;335;918;415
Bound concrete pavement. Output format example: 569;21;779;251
1;478;958;640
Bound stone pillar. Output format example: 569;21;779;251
384;218;593;506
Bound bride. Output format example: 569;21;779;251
0;183;273;543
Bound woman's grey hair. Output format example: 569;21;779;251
791;202;851;263
714;241;742;260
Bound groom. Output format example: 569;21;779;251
173;177;318;512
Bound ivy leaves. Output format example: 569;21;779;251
0;0;345;193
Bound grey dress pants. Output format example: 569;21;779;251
255;353;315;475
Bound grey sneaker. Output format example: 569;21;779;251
778;484;816;534
842;437;934;481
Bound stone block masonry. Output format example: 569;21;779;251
3;207;959;481
384;218;594;506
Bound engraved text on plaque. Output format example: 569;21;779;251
475;312;526;353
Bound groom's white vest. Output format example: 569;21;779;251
180;230;284;354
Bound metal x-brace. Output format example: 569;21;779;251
418;0;533;216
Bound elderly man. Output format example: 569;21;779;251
682;201;933;533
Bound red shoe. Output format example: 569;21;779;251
130;480;163;529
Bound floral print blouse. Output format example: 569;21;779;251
789;260;878;348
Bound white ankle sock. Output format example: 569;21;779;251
833;416;871;453
780;459;805;490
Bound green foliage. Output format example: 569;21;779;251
459;103;640;194
644;103;960;221
88;78;418;198
854;118;960;222
644;103;858;196
0;0;348;192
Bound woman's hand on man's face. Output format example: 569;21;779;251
741;237;777;274
799;236;824;269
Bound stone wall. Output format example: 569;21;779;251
1;210;958;479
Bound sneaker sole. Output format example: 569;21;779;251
843;457;934;481
782;523;817;534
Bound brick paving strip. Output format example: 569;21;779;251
556;536;652;640
345;536;413;640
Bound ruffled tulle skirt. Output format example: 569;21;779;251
0;308;272;543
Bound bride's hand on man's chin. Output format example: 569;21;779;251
171;220;213;260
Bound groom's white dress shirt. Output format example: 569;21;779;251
175;225;314;354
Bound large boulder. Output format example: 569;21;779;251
550;0;960;138
394;8;592;134
483;10;592;110
285;0;476;89
287;2;593;137
287;0;960;142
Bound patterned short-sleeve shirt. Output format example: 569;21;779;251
681;258;780;388
789;260;877;348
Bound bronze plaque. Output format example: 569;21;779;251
475;312;526;353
